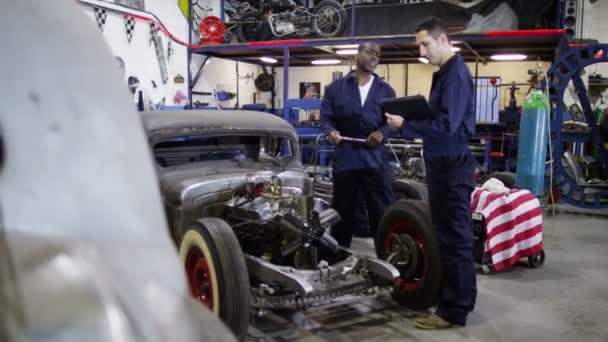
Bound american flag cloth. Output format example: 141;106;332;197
471;188;543;272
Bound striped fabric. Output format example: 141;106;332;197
471;188;543;271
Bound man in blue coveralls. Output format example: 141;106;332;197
321;42;395;248
386;17;477;329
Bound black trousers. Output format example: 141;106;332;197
331;167;394;247
426;151;477;326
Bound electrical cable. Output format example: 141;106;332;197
78;0;207;49
544;73;556;217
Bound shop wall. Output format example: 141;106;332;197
80;0;189;107
79;0;259;109
193;56;262;108
272;61;549;111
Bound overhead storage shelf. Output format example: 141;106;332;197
190;30;563;66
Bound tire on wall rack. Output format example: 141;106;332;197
393;179;429;202
375;199;441;310
179;217;250;340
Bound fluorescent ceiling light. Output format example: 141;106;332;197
491;53;527;61
418;57;429;64
336;44;359;49
336;49;358;55
451;46;461;52
311;59;341;65
259;56;277;64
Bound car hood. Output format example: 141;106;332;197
158;161;308;205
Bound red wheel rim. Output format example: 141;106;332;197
185;246;214;308
199;16;225;44
386;222;427;290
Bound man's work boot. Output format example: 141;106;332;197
414;313;463;330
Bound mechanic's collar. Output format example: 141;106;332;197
436;54;460;76
345;71;385;86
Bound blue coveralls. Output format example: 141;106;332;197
402;55;477;326
321;72;396;247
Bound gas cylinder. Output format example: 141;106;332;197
515;90;550;197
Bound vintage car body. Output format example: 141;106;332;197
144;110;304;242
143;110;441;340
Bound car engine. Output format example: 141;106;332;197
224;174;341;269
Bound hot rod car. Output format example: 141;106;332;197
142;110;441;340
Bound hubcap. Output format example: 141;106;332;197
185;246;214;308
386;222;427;290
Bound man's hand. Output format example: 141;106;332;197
385;113;405;129
367;130;384;145
328;130;342;145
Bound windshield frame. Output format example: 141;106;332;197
149;130;301;169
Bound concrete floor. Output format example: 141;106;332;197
247;213;608;342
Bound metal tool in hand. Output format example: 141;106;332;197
340;136;367;143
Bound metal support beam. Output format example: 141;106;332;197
187;0;194;109
235;60;240;109
405;63;409;96
220;0;225;21
571;73;608;165
350;0;356;38
192;55;210;88
271;66;276;113
283;47;290;120
474;56;479;117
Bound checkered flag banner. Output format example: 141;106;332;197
149;22;158;46
124;15;136;43
94;7;107;32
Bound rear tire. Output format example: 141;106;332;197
312;0;347;37
236;11;270;42
179;217;250;340
393;179;428;202
375;199;440;310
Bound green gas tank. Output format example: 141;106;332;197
515;90;550;197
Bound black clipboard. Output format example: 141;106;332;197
381;95;434;121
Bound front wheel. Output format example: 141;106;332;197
393;179;429;202
312;0;347;38
179;217;250;340
375;199;441;310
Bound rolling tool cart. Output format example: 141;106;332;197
471;186;546;274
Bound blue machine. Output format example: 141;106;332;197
541;43;608;209
515;89;550;197
282;98;333;168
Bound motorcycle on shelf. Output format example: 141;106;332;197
226;0;347;42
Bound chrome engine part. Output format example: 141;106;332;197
274;20;296;35
220;171;399;312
